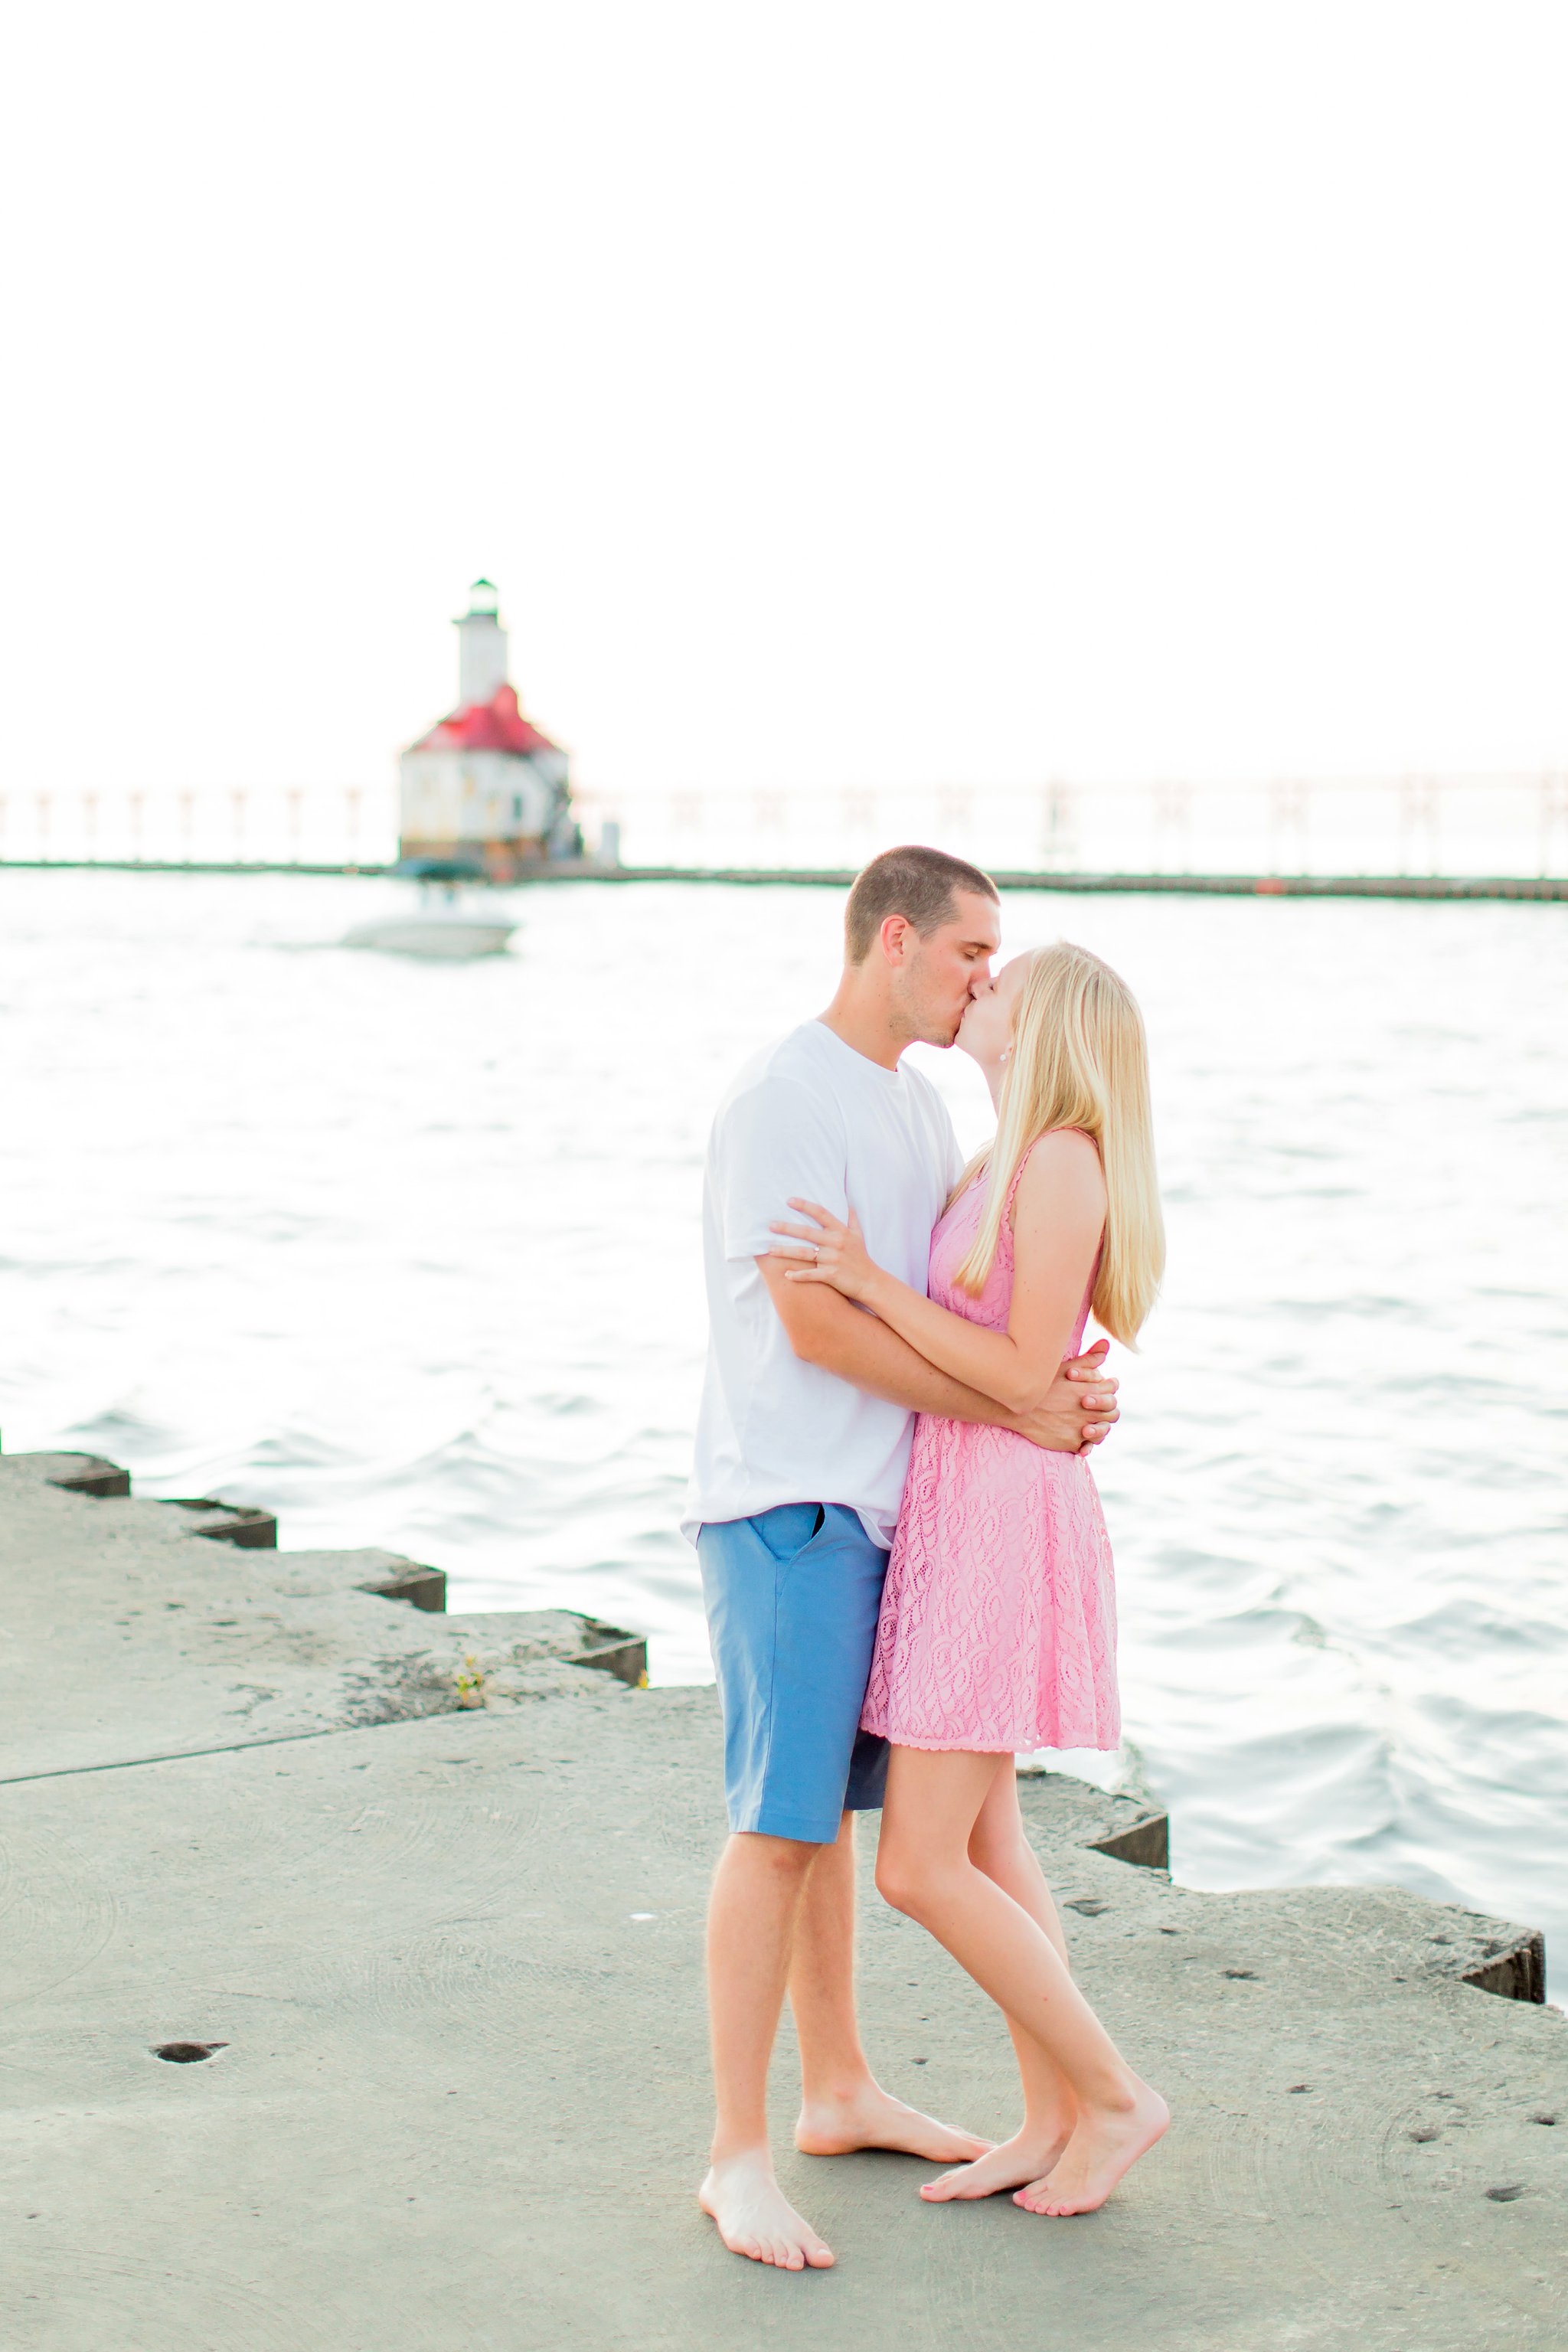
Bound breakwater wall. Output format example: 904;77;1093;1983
2;1446;1563;2349
3;856;1567;898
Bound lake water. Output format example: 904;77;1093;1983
4;870;1565;1998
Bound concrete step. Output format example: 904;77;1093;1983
0;1466;651;1781
4;1449;132;1498
443;1609;648;1686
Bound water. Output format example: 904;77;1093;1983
4;870;1565;1996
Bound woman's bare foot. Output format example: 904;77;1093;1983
920;2116;1075;2201
1013;2082;1169;2216
795;2083;990;2164
698;2151;835;2269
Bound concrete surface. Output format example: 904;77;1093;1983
2;1462;1565;2350
0;1459;642;1781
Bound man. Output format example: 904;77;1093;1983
683;844;1120;2271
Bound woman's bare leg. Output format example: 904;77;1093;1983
919;1765;1080;2200
876;1746;1167;2216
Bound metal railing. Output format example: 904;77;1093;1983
0;783;395;869
2;774;1565;879
575;775;1568;880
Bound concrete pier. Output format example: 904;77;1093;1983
2;1454;1564;2349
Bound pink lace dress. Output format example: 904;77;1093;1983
859;1148;1120;1754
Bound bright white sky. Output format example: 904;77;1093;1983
5;2;1567;805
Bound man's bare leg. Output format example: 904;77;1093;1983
920;1767;1080;2200
699;1829;835;2269
789;1811;991;2164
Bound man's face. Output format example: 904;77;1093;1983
893;890;1002;1047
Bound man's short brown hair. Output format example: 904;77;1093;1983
844;844;1000;965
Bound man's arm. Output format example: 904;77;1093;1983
757;1257;1117;1452
771;1134;1106;1416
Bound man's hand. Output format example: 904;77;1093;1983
1009;1338;1119;1454
756;1254;1120;1448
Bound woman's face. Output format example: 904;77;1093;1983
956;952;1030;1073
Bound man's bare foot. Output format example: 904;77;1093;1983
795;2082;990;2164
1013;2082;1169;2216
698;2151;835;2269
920;2118;1074;2202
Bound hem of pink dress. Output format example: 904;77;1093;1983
861;1723;1119;1753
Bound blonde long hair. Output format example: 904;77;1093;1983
953;942;1165;1346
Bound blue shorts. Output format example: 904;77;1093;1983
697;1501;891;1845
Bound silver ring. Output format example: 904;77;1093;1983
811;1243;820;1260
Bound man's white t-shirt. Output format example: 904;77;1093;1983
684;1019;965;1547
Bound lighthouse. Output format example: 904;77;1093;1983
397;581;578;877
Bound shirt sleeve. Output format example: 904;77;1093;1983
713;1074;848;1261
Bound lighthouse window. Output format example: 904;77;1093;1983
511;794;524;822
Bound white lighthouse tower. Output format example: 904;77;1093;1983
455;577;510;707
397;580;577;877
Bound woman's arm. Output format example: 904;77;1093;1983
756;1254;1118;1449
769;1129;1106;1414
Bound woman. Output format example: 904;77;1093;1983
769;940;1168;2218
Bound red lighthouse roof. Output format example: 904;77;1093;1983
407;683;560;759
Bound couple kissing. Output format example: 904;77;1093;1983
684;843;1168;2271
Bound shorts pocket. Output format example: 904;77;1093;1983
753;1501;828;1564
